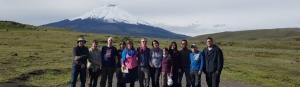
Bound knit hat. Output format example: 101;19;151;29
77;37;86;43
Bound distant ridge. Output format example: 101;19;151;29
189;28;300;40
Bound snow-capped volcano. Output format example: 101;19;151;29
42;4;189;39
69;4;149;25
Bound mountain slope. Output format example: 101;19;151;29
189;28;300;40
42;4;189;39
42;19;188;39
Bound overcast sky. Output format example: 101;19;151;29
1;0;300;36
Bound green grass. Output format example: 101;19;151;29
0;21;172;86
0;21;300;87
221;46;300;87
24;69;70;86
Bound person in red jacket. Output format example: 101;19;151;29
161;48;173;87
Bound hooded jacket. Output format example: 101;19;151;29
202;45;224;73
190;50;204;71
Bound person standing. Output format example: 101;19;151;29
137;38;151;87
178;39;192;87
121;41;138;87
169;42;180;87
88;40;101;87
161;48;173;87
189;44;204;87
203;37;224;87
100;37;118;87
116;41;126;87
150;40;163;87
71;37;89;87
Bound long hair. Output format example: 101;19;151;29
169;41;178;54
126;40;135;50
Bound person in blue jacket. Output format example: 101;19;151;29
189;44;204;87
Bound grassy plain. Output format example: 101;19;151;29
0;21;299;87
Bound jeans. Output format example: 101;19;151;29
71;66;87;87
138;66;150;87
116;68;126;87
190;70;201;87
205;72;221;87
171;68;179;87
100;67;115;87
88;68;100;87
150;67;161;87
178;68;191;87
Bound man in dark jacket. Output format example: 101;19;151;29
178;39;192;87
202;37;224;87
71;37;89;87
136;38;151;87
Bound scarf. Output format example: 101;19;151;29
127;49;136;56
140;46;147;52
122;49;136;62
163;54;168;58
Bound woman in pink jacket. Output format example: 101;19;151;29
121;41;138;87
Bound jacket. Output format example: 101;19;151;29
202;45;224;73
137;47;151;67
122;49;138;69
88;48;101;69
117;49;124;68
161;55;173;76
190;50;204;71
169;50;180;69
179;48;191;69
150;48;163;68
72;45;89;67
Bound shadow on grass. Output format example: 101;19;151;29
0;68;71;87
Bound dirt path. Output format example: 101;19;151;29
66;74;255;87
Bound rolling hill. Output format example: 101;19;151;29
189;28;300;41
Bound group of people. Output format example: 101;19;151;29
71;36;224;87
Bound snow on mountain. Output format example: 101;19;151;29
69;4;150;25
